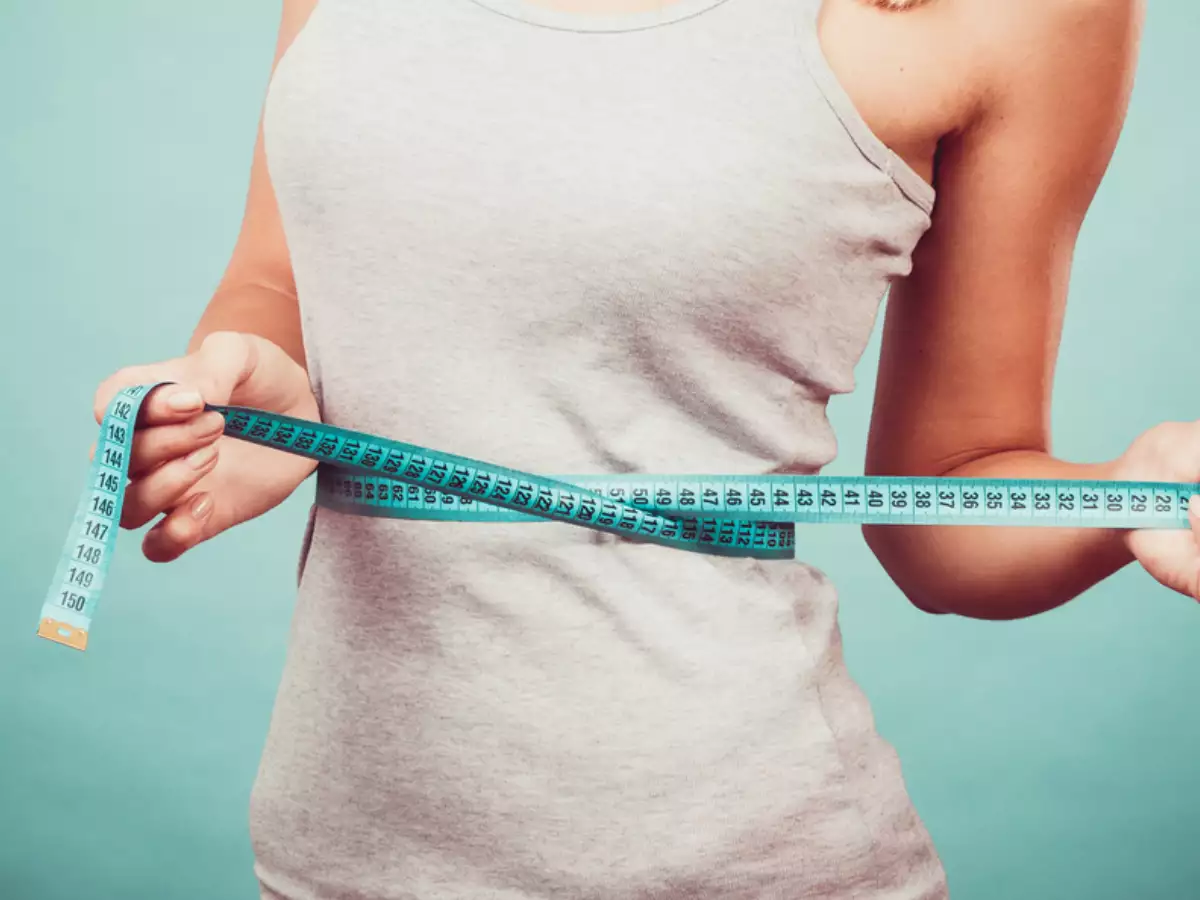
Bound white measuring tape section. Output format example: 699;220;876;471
38;383;1200;651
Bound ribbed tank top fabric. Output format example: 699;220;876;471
252;1;947;896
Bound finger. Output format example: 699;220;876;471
142;492;215;563
93;364;178;424
138;334;258;423
127;412;226;477
1189;495;1200;601
133;383;211;428
120;444;219;529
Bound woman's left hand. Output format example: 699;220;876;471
1115;421;1200;602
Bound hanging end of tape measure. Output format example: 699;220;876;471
37;618;89;652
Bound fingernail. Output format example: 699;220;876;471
168;390;204;412
186;444;217;469
195;412;226;436
190;494;213;519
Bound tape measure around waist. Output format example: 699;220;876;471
38;383;1200;652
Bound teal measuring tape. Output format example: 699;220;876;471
39;383;1200;651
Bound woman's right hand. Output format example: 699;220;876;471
93;331;320;562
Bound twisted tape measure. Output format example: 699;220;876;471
39;383;1200;651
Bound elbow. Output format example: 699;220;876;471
900;590;952;616
861;523;952;615
861;523;1068;621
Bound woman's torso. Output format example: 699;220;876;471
251;0;947;896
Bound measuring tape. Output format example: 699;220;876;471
38;383;1200;651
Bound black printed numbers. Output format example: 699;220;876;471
59;591;87;611
74;544;101;565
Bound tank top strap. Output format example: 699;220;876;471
793;0;936;212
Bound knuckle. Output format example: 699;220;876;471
1133;421;1187;465
169;455;209;488
1159;421;1190;443
162;513;200;548
201;330;247;351
197;332;254;387
199;331;250;367
122;463;202;526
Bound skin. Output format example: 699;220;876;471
94;0;1200;619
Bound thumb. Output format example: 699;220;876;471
1186;495;1200;602
190;331;259;406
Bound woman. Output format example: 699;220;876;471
94;0;1184;897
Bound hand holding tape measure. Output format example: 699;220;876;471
86;332;320;565
38;332;1200;651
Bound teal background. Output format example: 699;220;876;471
1;2;1197;898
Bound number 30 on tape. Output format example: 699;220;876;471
38;384;1200;651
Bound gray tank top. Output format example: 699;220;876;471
252;0;948;897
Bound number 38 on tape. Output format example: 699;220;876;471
37;384;1200;651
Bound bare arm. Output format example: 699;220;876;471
862;0;1146;619
187;0;318;367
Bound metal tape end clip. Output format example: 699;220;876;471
37;618;88;652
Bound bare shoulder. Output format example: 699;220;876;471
817;0;1144;186
956;0;1144;207
971;0;1143;51
964;0;1144;102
